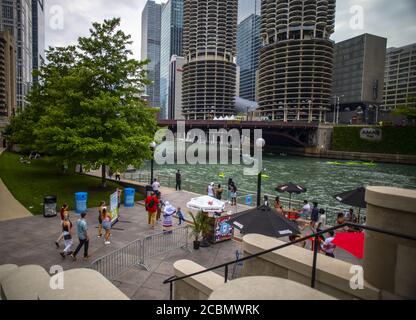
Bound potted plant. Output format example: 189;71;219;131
189;211;210;250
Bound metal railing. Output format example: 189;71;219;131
163;223;416;300
91;225;189;279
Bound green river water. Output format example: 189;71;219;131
137;153;416;210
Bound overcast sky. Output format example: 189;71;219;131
45;0;416;60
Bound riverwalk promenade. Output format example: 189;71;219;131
0;149;31;222
0;169;360;299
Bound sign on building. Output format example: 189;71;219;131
360;128;382;141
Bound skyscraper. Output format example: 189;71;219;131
160;0;183;119
0;31;16;146
168;55;185;119
141;0;162;108
237;14;261;102
384;43;416;110
31;0;45;83
258;0;336;122
0;0;33;110
331;33;387;123
182;0;238;120
238;0;260;23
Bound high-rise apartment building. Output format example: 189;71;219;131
0;0;33;110
0;31;16;146
384;43;416;110
237;14;261;102
332;34;387;112
141;0;162;108
182;0;238;120
31;0;45;82
160;0;183;119
258;0;336;122
168;55;185;119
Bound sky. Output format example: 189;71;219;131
45;0;416;61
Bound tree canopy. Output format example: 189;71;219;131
393;96;416;122
7;18;158;186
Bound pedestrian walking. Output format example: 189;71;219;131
101;207;112;245
264;195;270;207
59;213;73;258
156;193;164;222
163;202;176;234
70;212;90;261
117;188;122;209
230;182;238;206
216;184;224;200
177;207;185;225
97;201;106;238
145;192;159;230
207;182;215;197
311;202;319;229
227;178;234;203
55;203;69;248
175;170;182;191
152;178;161;197
115;171;121;181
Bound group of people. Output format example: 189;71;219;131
55;204;91;261
206;178;238;206
144;189;185;232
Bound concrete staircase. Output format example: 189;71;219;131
0;264;129;300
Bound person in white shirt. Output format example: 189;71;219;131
300;200;311;219
321;231;336;258
316;208;327;231
152;179;161;196
207;182;215;197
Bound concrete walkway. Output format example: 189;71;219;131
0;149;32;222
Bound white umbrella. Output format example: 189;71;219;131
186;196;225;213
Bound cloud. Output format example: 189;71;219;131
45;0;416;60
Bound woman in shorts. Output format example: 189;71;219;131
101;207;112;245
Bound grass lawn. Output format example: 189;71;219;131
0;151;144;215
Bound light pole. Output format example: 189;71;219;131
336;95;344;124
255;138;266;207
308;100;313;123
149;141;157;185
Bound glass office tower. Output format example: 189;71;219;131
160;0;183;119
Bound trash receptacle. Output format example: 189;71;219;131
145;185;153;197
44;195;57;217
75;192;88;214
124;188;135;207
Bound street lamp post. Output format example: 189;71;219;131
308;100;313;123
149;141;157;185
256;138;266;207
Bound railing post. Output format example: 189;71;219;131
311;235;319;288
225;265;229;283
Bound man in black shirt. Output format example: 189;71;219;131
175;170;182;191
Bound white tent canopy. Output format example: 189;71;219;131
186;196;225;213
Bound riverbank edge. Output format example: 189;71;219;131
268;146;416;165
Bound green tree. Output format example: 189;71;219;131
393;96;416;123
8;18;158;187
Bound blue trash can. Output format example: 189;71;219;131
124;188;135;208
75;192;88;214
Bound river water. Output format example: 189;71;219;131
138;152;416;209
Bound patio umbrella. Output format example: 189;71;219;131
226;205;300;238
186;196;225;213
332;232;365;259
333;187;366;222
276;182;307;209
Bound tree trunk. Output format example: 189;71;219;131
101;164;107;188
